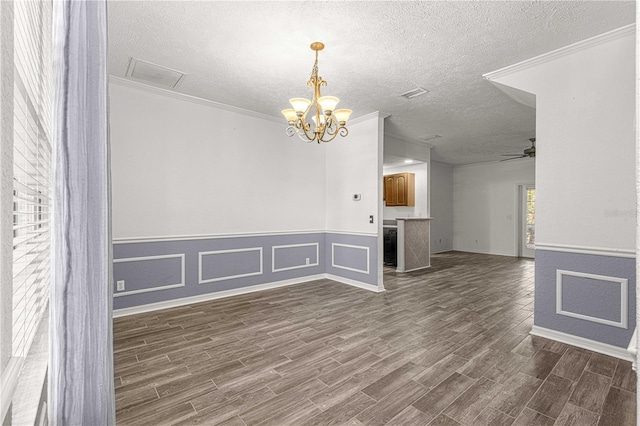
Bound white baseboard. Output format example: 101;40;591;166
452;248;516;257
431;249;453;254
325;274;384;293
113;273;382;318
113;274;326;317
530;325;634;362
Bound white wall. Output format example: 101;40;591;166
430;161;453;253
384;133;431;163
325;113;383;235
110;81;327;239
453;158;535;256
487;27;635;251
382;163;428;220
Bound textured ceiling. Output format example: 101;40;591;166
108;1;635;165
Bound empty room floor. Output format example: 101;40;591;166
113;251;636;425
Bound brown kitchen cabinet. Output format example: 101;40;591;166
383;173;415;206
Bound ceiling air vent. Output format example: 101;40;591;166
421;134;441;141
125;58;186;89
400;87;429;99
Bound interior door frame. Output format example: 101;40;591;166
517;183;535;258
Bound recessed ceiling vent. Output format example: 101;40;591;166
400;87;429;99
125;57;186;89
421;134;441;141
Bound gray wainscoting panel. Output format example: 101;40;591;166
535;249;636;348
199;248;263;284
113;233;326;310
558;271;624;325
325;233;378;285
272;243;319;272
113;254;185;297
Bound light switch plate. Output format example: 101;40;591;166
116;280;125;291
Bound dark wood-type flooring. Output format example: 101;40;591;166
113;251;636;425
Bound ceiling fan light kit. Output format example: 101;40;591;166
500;138;536;161
281;42;352;143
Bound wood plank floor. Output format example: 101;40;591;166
113;251;636;426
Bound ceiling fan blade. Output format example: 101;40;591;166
500;155;526;162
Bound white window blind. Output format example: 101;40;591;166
12;0;52;358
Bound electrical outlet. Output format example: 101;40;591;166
116;280;125;291
305;258;310;265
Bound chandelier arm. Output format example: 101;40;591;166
318;128;341;143
297;117;317;142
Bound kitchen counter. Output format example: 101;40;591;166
395;217;433;272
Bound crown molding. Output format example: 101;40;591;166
483;24;635;81
109;76;283;123
110;75;381;127
349;111;390;125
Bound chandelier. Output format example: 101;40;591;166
281;42;352;143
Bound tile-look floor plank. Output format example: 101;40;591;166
598;386;636;426
443;377;503;424
551;348;591;382
554;403;599;426
526;373;573;419
568;370;612;414
113;252;636;426
412;372;475;417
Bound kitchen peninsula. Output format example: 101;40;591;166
395;217;432;272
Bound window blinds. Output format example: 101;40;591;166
12;0;52;358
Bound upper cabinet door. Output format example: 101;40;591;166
384;175;396;206
395;174;407;205
383;173;416;207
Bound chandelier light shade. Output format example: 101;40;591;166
282;42;352;143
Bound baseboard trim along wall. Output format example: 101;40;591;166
531;325;634;362
113;274;325;318
325;274;384;293
113;273;381;318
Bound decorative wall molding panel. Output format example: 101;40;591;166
113;254;185;297
198;247;263;284
556;269;628;328
331;243;370;274
272;243;319;273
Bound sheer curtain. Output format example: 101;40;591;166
50;0;114;424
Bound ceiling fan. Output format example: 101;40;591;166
501;138;536;161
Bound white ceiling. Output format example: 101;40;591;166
107;1;635;165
